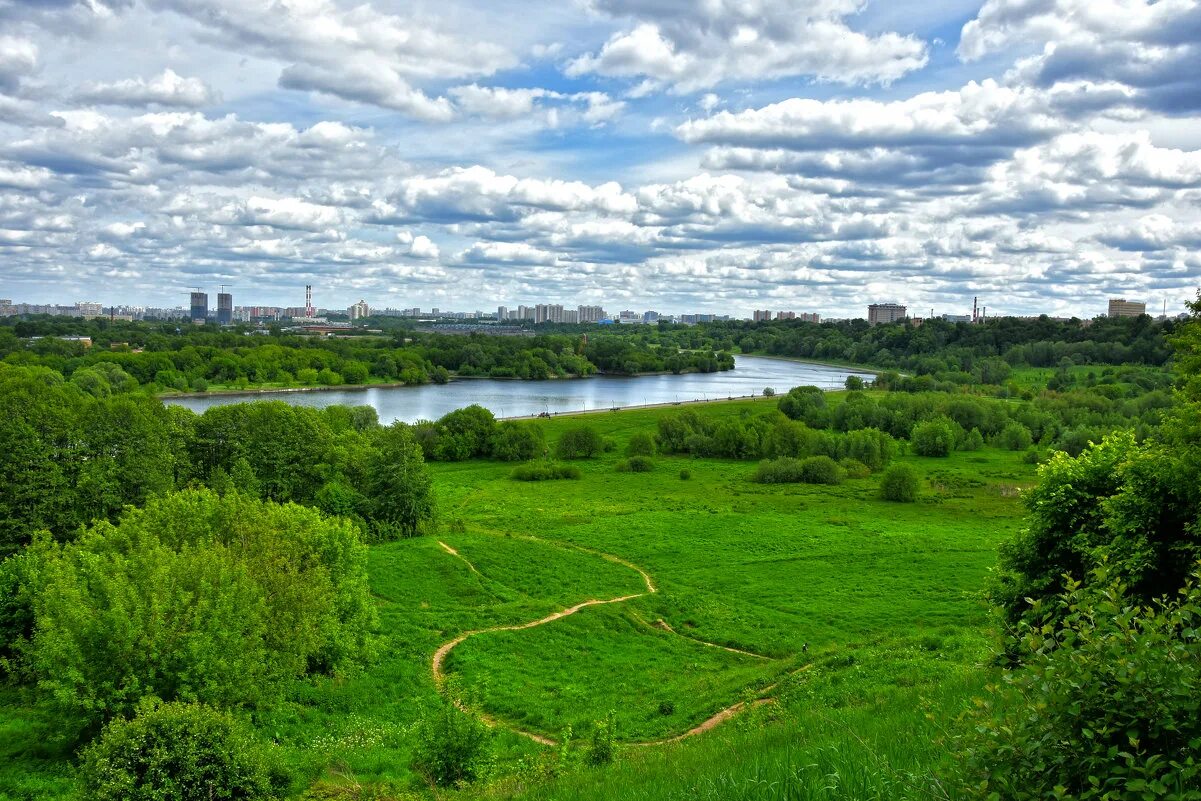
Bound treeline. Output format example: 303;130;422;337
0;318;734;393
714;314;1173;375
0;364;436;555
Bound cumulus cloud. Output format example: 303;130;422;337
567;0;929;91
75;68;217;108
960;0;1201;114
0;35;38;94
153;0;514;119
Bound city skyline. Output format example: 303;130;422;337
0;1;1199;317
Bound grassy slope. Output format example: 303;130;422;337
0;392;1036;800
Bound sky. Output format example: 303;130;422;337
0;0;1199;318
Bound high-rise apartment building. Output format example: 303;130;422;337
497;306;508;321
578;305;606;323
190;291;208;324
776;311;796;320
799;313;820;323
1108;298;1146;318
217;292;233;325
868;303;907;326
753;310;772;321
348;299;370;320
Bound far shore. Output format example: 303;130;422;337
157;359;850;401
497;391;784;422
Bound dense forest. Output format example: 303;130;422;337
0;317;734;392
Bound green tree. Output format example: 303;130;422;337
488;421;545;461
80;699;280;801
412;693;493;787
962;569;1201;800
364;423;435;538
911;416;959;457
879;463;920;502
556;426;603;459
625;431;656;457
20;490;376;732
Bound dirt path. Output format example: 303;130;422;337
633;613;771;660
431;536;790;747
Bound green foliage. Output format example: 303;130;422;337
995;421;1034;450
19;490;376;732
911;416;960;456
678;469;691;480
845;375;865;391
79;699;280;801
363;423;435;539
961;570;1201;800
839;458;871;479
433;405;496;461
489;421;546;461
753;456;845;485
556;426;603;459
777;385;828;427
585;712;617;767
879;464;921;502
625;431;656;457
510;462;581;481
615;456;654;473
411;694;493;787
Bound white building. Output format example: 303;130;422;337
348;299;370;320
868;303;907;326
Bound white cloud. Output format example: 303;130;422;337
76;68;217;108
567;0;929;91
0;36;38;93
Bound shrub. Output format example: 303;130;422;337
994;421;1034;451
845;375;865;391
556;426;603;459
753;456;844;485
616;456;654;473
412;695;493;787
510;463;581;481
961;428;985;451
911;417;959;457
625;432;656;457
839;458;871;479
762;387;775;397
489;422;545;461
960;570;1201;800
22;490;377;732
798;455;845;485
79;700;279;801
585;712;616;767
679;469;691;481
879;463;920;502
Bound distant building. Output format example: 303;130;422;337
868;303;907;326
217;292;233;325
776;311;796;320
642;310;659;323
75;301;104;318
1108;298;1146;318
497;305;508;321
578;305;606;323
799;312;820;323
941;313;972;323
189;292;208;324
348;299;370;320
752;310;772;322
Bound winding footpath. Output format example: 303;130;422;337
430;537;787;748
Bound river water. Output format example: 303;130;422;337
164;355;873;424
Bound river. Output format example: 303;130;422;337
164;355;873;424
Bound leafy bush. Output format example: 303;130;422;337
20;490;377;732
961;570;1201;800
753;456;845;485
510;463;581;481
625;432;656;457
910;417;959;457
798;455;845;484
844;375;865;391
879;463;920;502
364;423;435;539
994;421;1034;451
488;422;545;461
79;700;280;801
585;712;617;767
556;426;603;459
412;695;493;787
616;456;654;473
679;469;691;481
839;458;871;479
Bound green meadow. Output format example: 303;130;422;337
0;393;1037;800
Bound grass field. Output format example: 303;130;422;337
0;392;1037;800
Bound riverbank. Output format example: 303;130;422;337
498;391;784;421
